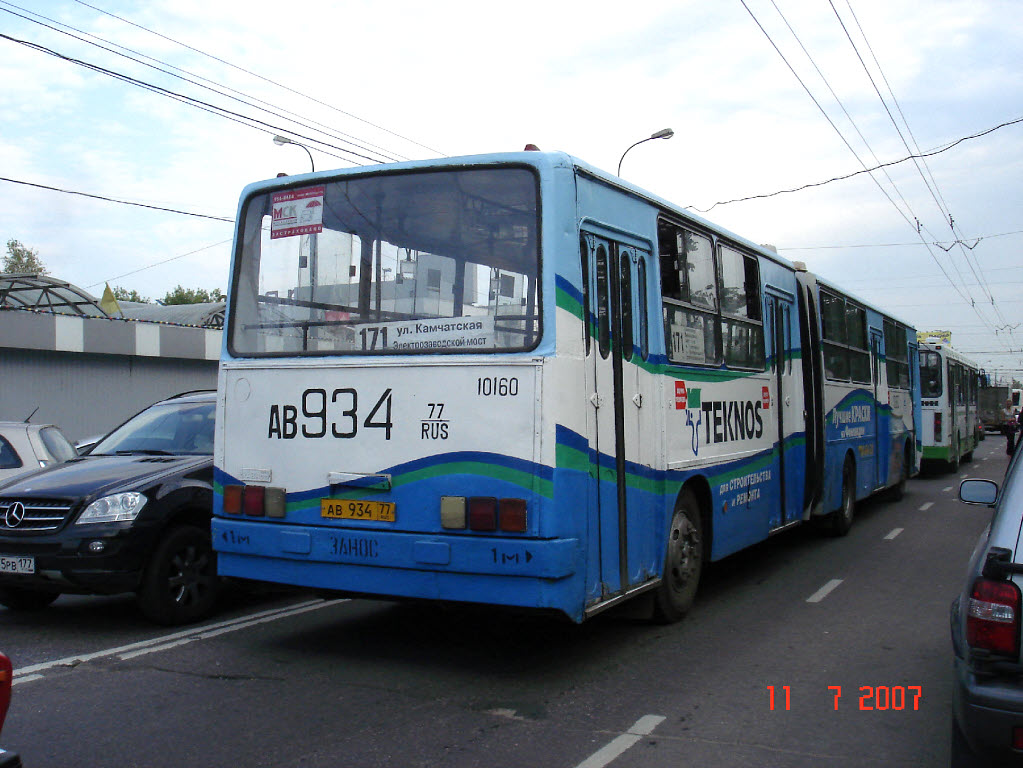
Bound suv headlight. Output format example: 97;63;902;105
76;492;147;524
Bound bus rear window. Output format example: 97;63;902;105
229;167;540;356
919;350;942;398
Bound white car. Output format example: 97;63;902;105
0;422;78;485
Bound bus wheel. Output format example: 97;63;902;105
888;446;909;502
652;489;704;623
828;457;856;536
948;435;960;472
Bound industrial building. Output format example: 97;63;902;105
0;274;221;442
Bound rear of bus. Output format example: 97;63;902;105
213;155;585;618
919;343;951;466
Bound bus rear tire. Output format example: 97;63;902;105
652;489;704;623
888;446;909;502
948;435;960;472
827;457;855;537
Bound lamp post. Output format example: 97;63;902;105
617;128;674;177
272;135;315;172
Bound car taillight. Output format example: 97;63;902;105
0;653;12;734
967;578;1021;656
934;412;943;442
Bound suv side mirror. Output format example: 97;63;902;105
960;479;998;506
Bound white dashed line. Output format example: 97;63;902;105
920;502;934;511
807;579;844;603
12;599;343;682
884;528;904;540
575;715;666;768
942;487;953;493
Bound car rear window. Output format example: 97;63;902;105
0;436;23;469
40;427;78;462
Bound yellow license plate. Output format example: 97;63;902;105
321;499;395;522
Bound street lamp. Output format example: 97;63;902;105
617;128;674;177
272;135;315;172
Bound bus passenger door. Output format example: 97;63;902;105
581;232;641;600
766;294;801;527
870;330;884;490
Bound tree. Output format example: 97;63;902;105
112;286;150;303
3;239;48;274
161;285;225;305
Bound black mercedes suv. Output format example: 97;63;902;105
0;391;218;625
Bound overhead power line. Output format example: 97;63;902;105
0;32;389;166
0;2;407;164
0;175;234;222
688;113;1023;213
72;0;443;157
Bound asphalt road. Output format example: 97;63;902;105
1;437;1008;768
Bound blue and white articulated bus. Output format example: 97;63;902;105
212;151;922;623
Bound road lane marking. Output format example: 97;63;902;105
942;487;953;493
12;598;344;682
575;715;666;768
960;473;968;479
807;579;843;603
884;528;904;540
920;502;934;511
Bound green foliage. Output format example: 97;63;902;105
111;286;150;303
161;285;225;305
3;239;48;274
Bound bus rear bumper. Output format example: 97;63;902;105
212;517;583;616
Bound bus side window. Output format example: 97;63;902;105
596;244;611;360
718;246;764;370
580;238;590;355
637;257;648;361
658;220;719;366
620;254;633;360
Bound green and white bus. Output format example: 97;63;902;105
919;339;980;470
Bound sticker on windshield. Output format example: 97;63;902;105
271;186;324;240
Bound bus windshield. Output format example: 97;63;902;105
919;350;942;398
229;166;540;356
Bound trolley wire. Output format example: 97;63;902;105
0;2;406;164
72;0;443;157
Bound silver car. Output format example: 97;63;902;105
953;452;1023;765
0;422;78;485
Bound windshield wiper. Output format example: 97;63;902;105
114;449;175;456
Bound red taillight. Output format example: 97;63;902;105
243;486;266;517
468;497;497;531
967;578;1021;656
0;652;12;734
499;498;527;532
223;485;243;514
1014;727;1023;751
934;412;943;442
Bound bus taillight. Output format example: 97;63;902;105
223;485;243;514
469;497;498;531
934;412;943;442
440;496;467;529
225;484;286;517
499;498;528;532
440;496;527;532
244;485;265;516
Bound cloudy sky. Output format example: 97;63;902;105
1;0;1020;378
